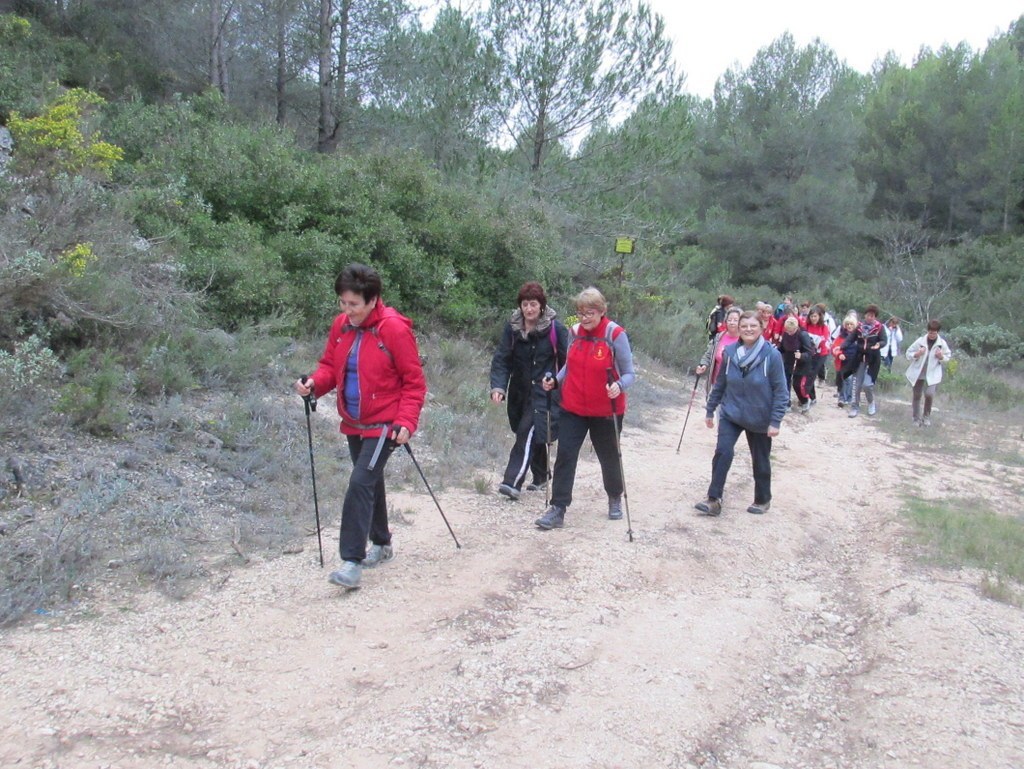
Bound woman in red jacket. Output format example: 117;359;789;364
536;287;636;530
294;264;426;590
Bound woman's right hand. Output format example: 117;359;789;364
695;365;707;375
490;390;505;404
294;377;313;396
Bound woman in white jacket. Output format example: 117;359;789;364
905;319;952;426
881;317;903;370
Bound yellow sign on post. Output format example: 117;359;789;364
614;237;635;254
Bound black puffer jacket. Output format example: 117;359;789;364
489;306;569;442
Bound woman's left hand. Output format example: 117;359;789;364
767;426;780;437
391;426;411;444
606;382;621;399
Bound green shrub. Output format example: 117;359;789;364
56;348;131;436
134;340;197;397
943;359;1018;409
946;323;1024;366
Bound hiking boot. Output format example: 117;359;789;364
922;416;931;427
747;501;771;515
526;480;548;491
867;402;877;416
608;496;623;520
535;505;565;530
837;400;847;408
498;483;520;501
848;407;860;418
694;498;722;516
799;403;810;414
362;543;394;568
328;561;362;589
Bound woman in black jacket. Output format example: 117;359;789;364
489;282;569;500
779;317;817;413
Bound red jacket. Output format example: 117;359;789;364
803;322;830;355
310;302;426;438
560;317;627;417
762;316;783;345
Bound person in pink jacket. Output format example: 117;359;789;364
294;263;426;589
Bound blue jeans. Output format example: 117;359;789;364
339;434;396;562
707;416;772;505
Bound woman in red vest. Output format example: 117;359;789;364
536;287;636;530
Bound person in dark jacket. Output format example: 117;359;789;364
294;263;426;590
705;294;734;341
848;305;888;418
535;287;636;530
779;316;817;413
489;282;569;500
694;310;788;517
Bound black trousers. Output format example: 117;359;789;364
502;407;549;489
550;410;623;511
339;434;396;563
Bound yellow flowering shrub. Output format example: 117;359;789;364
60;242;96;277
8;88;124;178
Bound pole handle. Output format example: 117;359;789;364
301;375;317;412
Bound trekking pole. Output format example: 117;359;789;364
606;368;633;543
675;372;703;454
544;371;553;509
300;376;324;568
403;443;461;549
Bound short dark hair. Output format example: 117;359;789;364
863;304;879;316
927;319;942;331
719;294;734;307
517;281;547;311
335;263;382;302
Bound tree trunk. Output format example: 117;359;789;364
317;0;336;152
333;0;351;151
209;0;231;98
275;0;288;125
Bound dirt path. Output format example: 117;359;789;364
2;388;1023;769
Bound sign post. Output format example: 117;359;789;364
614;237;635;285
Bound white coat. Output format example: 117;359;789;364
905;334;952;386
881;324;903;358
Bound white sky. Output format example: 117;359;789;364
646;0;1023;98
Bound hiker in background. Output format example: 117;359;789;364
848;305;887;418
294;263;426;590
489;281;569;501
696;305;742;396
535;287;636;530
815;303;837;384
905;319;953;427
881;317;903;371
774;294;793;319
705;294;734;341
695;310;788;517
803;306;830;403
779;316;816;413
832;314;860;407
757;302;783;346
